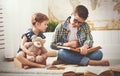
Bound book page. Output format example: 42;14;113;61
57;46;71;50
63;67;77;73
76;66;87;74
110;65;120;72
63;66;87;74
47;65;65;70
87;66;110;75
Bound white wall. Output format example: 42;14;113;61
44;31;120;60
92;30;120;60
1;0;120;60
2;0;48;58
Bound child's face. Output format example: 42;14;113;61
37;20;48;32
70;14;84;27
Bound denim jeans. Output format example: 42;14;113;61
57;49;103;66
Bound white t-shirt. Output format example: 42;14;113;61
68;24;77;42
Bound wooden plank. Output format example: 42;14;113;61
0;34;4;36
0;43;5;45
0;39;5;44
0;17;3;19
0;47;5;49
0;30;4;32
0;39;4;41
0;21;3;23
0;26;3;27
0;36;5;39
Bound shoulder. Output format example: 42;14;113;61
54;22;63;32
38;32;46;39
81;22;91;33
82;22;89;27
21;28;34;39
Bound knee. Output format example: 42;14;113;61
89;50;103;60
94;50;103;60
16;54;21;60
15;52;25;60
58;49;65;56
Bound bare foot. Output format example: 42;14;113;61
42;54;47;60
89;60;110;66
52;60;66;65
99;60;110;66
23;65;30;69
38;64;46;68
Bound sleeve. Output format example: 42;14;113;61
21;33;27;39
21;28;33;42
84;23;94;48
50;23;62;50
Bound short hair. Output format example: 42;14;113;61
32;13;49;25
74;5;89;20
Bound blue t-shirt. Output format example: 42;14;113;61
17;28;46;53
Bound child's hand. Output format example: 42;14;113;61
27;51;35;56
36;49;42;55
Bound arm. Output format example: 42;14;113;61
20;36;35;56
80;24;94;55
50;24;63;50
63;40;78;48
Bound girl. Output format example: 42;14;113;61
16;12;49;69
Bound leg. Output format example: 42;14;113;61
35;55;47;65
52;60;66;65
52;49;83;65
15;51;46;68
53;49;110;66
86;49;110;66
88;60;110;66
87;50;103;60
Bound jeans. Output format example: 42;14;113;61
57;49;103;66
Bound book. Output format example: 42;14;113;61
86;66;111;75
63;66;86;76
47;64;120;76
83;65;120;76
63;66;114;76
57;46;102;54
47;65;65;70
110;65;120;72
63;66;87;74
47;64;78;70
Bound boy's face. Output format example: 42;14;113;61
70;14;84;27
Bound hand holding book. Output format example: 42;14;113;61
57;46;102;54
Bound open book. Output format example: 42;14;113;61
86;66;111;75
63;65;120;75
47;64;120;75
57;46;102;54
47;65;65;70
63;66;87;74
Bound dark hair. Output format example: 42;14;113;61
32;13;49;25
74;5;89;20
